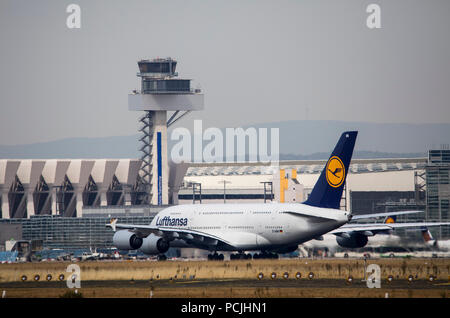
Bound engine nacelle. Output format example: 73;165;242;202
139;234;170;255
336;232;368;248
113;230;143;250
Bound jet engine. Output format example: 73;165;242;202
139;234;170;255
336;232;368;248
113;230;143;250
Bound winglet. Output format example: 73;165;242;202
384;215;397;224
421;227;437;247
109;218;118;232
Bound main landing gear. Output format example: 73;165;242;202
207;252;280;261
253;252;279;259
230;253;252;260
157;254;167;261
207;253;224;261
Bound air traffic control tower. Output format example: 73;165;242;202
128;58;204;205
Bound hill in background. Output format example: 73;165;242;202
1;120;447;160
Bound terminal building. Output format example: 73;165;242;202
0;159;143;218
426;149;450;239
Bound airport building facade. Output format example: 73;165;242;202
0;215;152;251
0;159;144;219
426;149;450;239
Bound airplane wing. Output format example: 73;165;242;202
350;210;424;220
107;219;233;248
331;222;450;236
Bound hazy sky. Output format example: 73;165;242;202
1;0;449;145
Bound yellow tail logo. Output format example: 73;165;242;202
325;156;345;188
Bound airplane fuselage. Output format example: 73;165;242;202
148;203;350;252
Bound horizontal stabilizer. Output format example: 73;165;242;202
351;210;424;220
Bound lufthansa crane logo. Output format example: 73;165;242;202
385;217;395;224
326;156;345;188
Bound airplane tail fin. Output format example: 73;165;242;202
303;131;357;209
384;215;397;224
421;227;437;247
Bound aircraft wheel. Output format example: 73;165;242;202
208;253;223;261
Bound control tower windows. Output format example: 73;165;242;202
142;79;190;93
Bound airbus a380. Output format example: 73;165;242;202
108;131;450;260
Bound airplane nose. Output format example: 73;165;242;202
347;213;353;221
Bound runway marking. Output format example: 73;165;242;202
175;279;237;284
433;282;450;286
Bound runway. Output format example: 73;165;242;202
0;258;449;298
1;277;449;298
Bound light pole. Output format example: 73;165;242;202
192;182;202;204
260;181;273;203
218;180;231;203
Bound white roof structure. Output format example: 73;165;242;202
0;159;141;219
185;158;427;177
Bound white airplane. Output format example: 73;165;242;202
107;131;450;260
421;227;450;251
302;211;423;252
301;214;411;255
302;233;402;252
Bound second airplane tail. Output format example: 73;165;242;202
303;131;358;210
421;227;438;247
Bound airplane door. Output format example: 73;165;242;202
189;210;197;227
255;220;263;246
255;213;269;247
